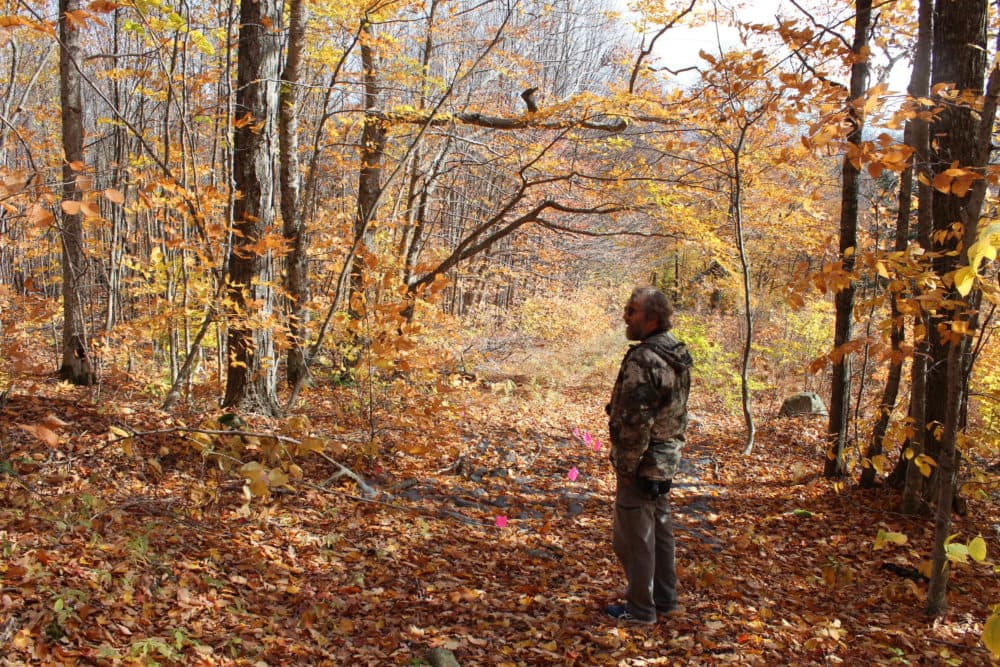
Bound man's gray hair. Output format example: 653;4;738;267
631;286;673;331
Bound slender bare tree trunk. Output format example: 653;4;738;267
57;0;95;385
345;19;386;326
896;0;933;513
732;144;756;455
826;0;872;477
281;0;310;387
860;145;912;487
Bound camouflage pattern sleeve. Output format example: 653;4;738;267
608;348;674;479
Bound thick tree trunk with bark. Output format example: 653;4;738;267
58;0;95;386
921;0;989;489
826;0;872;477
925;0;991;617
223;0;282;415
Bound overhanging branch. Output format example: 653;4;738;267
368;109;628;133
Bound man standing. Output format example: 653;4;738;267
605;286;692;624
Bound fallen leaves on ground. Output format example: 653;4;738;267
1;379;998;666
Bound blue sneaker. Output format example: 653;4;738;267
605;603;655;624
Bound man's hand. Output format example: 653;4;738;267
637;476;671;499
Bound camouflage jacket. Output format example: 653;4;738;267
607;330;692;481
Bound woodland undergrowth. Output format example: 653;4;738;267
1;309;999;666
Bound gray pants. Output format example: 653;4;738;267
612;477;677;622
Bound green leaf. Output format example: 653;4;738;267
166;10;186;31
954;265;977;297
945;542;969;563
985;612;1000;656
969;536;988;563
874;529;908;550
122;18;145;35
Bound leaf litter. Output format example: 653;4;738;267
1;378;998;666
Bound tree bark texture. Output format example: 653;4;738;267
346;19;386;323
826;0;872;477
223;0;282;414
732;147;756;455
58;0;95;385
925;0;990;618
898;0;934;512
280;0;309;387
922;0;990;466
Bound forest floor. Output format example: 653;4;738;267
2;356;1000;666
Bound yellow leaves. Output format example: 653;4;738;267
951;222;1000;299
945;534;989;565
873;529;907;550
969;536;988;563
240;461;291;498
862;82;888;114
954;265;977;297
285;414;311;438
186;431;212;453
933;163;980;197
913;453;937;477
189;29;215;55
240;461;267;498
400;441;432;456
107;425;135;455
296;436;326;456
986;610;1000;657
0;15;27;28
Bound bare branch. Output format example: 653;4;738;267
535;218;685;240
368;108;627;133
788;0;850;50
628;0;698;94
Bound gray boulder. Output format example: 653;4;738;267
778;392;828;417
425;648;461;667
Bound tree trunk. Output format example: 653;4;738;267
732;147;756;455
861;128;917;487
826;0;872;477
280;0;310;388
57;0;95;386
894;0;933;512
925;0;991;617
921;0;988;496
222;0;283;415
345;19;386;325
